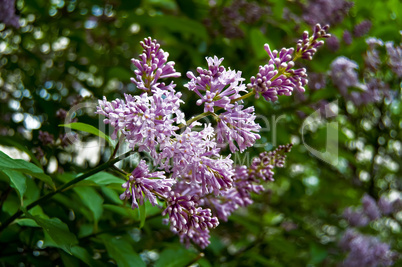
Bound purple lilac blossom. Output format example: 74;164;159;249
378;196;394;215
0;0;19;28
96;37;303;248
362;194;381;221
204;0;269;39
339;229;397;267
365;37;383;71
326;35;340;52
353;20;372;37
248;24;329;102
161;122;235;195
130;37;181;92
296;24;330;60
302;0;353;26
120;160;175;209
307;72;326;91
385;41;402;77
185;56;246;113
342;207;369;227
216;103;261;153
38;131;54;146
204;145;292;221
343;30;353;45
162;192;219;248
330;56;367;102
249;144;293;181
96;88;184;160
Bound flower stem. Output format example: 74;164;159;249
0;150;136;233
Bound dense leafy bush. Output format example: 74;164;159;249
0;0;401;266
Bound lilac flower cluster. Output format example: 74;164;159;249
96;29;326;248
185;56;260;153
130;37;181;92
385;41;402;77
204;0;270;39
343;194;401;227
0;0;20;28
302;0;354;26
185;56;246;113
120;160;174;209
175;145;293;222
353;20;372;37
248;24;330;101
339;229;398;267
330;35;401;106
340;194;400;266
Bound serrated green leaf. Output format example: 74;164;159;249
0;150;55;190
24;212;78;254
101;235;145;267
2;170;26;206
59;122;113;145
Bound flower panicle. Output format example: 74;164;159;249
248;23;330;101
131;37;181;93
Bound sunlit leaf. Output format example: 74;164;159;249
0;150;55;190
59;122;113;145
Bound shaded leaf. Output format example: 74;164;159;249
139;203;146;229
25;212;78;254
101;235;145;267
73;187;104;223
155;247;199;267
2;170;26;206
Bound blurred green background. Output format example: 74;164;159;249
0;0;401;266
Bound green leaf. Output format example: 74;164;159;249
139;203;146;228
101;187;123;205
24;212;78;254
101;235;145;267
131;15;208;40
250;28;270;60
155;247;199;267
0;138;41;167
73;187;104;223
71;246;104;267
60;250;80;266
59;122;113;145
103;204;139;220
107;66;133;81
176;0;197;18
77;172;124;187
0;150;55;190
2;170;26;205
14;218;40;227
309;244;328;264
